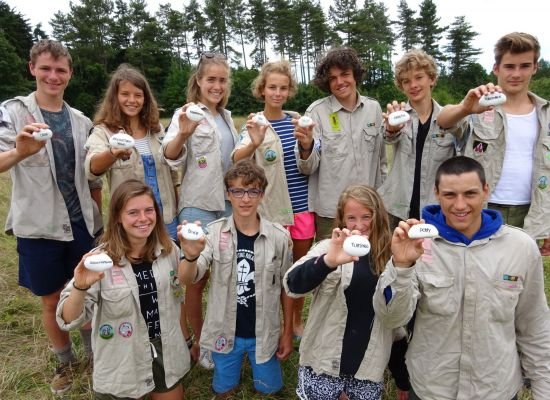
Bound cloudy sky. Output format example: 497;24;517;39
5;0;550;72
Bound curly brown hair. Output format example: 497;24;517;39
224;159;268;191
313;47;365;93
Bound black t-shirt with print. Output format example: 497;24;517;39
132;261;161;339
235;229;259;338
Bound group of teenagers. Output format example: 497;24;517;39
0;30;549;400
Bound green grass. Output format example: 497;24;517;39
1;161;549;399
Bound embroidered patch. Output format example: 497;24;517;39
99;324;114;339
111;267;125;285
482;110;495;123
503;274;520;282
219;232;230;251
538;176;548;190
472;140;488;155
197;156;207;169
366;122;375;127
329;112;341;132
215;335;227;351
264;148;277;162
420;238;434;264
118;322;133;338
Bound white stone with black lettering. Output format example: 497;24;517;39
343;235;371;257
84;253;114;272
479;92;507;107
408;223;439;239
180;223;204;241
388;110;410;126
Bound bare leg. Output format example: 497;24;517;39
291;238;313;338
41;289;71;350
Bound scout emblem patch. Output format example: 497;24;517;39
197;156;207;169
472;141;488;155
538;176;548;190
118;322;133;338
264;149;277;162
99;324;114;339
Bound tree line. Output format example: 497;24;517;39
1;0;550;119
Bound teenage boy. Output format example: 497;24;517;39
179;159;293;397
437;32;550;254
374;156;550;400
294;47;387;239
0;39;102;394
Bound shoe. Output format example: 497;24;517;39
198;347;215;370
50;361;79;395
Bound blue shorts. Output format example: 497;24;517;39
178;201;233;233
211;337;283;395
17;220;96;296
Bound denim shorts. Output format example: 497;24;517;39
178;201;233;233
17;220;95;296
211;336;283;395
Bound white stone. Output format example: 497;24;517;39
252;114;269;126
185;104;205;121
479;92;506;107
33;128;52;141
408;223;439;239
298;116;313;128
343;235;371;257
388;110;411;126
84;253;114;272
180;223;204;241
109;132;135;149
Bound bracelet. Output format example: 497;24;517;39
73;281;91;291
181;254;200;262
184;335;194;349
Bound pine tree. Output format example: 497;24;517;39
444;16;482;77
395;0;418;52
328;0;357;45
416;0;446;63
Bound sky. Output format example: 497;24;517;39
5;0;550;72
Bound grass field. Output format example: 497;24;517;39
1;148;548;399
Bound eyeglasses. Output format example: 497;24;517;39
198;51;227;67
227;188;263;198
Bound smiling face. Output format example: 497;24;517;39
493;51;538;96
197;64;229;110
261;72;290;111
435;171;489;239
342;198;373;236
119;194;157;243
227;177;264;220
117;80;144;120
328;66;357;105
400;68;435;104
29;52;72;100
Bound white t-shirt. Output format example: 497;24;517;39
490;108;537;205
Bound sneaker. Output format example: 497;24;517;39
198;347;215;370
50;361;79;395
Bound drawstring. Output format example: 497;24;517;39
150;342;158;359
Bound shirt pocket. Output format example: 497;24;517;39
322;132;347;159
489;279;523;322
190;123;216;156
20;147;49;167
431;133;455;161
417;273;457;316
100;286;134;319
362;126;379;153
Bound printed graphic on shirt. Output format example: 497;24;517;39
329;112;341;132
133;262;161;339
235;230;258;338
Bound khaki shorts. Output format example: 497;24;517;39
94;337;182;399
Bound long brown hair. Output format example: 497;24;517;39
187;53;231;109
334;185;391;275
94;64;161;134
99;179;173;264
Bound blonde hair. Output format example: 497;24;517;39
94;64;161;134
187;54;231;109
251;60;298;99
334;185;392;275
394;49;438;90
98;179;173;265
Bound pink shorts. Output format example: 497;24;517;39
286;211;315;240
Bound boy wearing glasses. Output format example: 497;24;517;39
178;159;294;396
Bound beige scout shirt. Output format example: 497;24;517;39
162;104;238;213
454;92;550;239
84;124;178;224
374;226;550;400
194;215;292;363
378;100;460;220
0;93;102;240
56;244;190;398
283;239;394;382
233;111;301;226
297;93;387;218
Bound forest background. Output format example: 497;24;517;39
2;0;550;118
